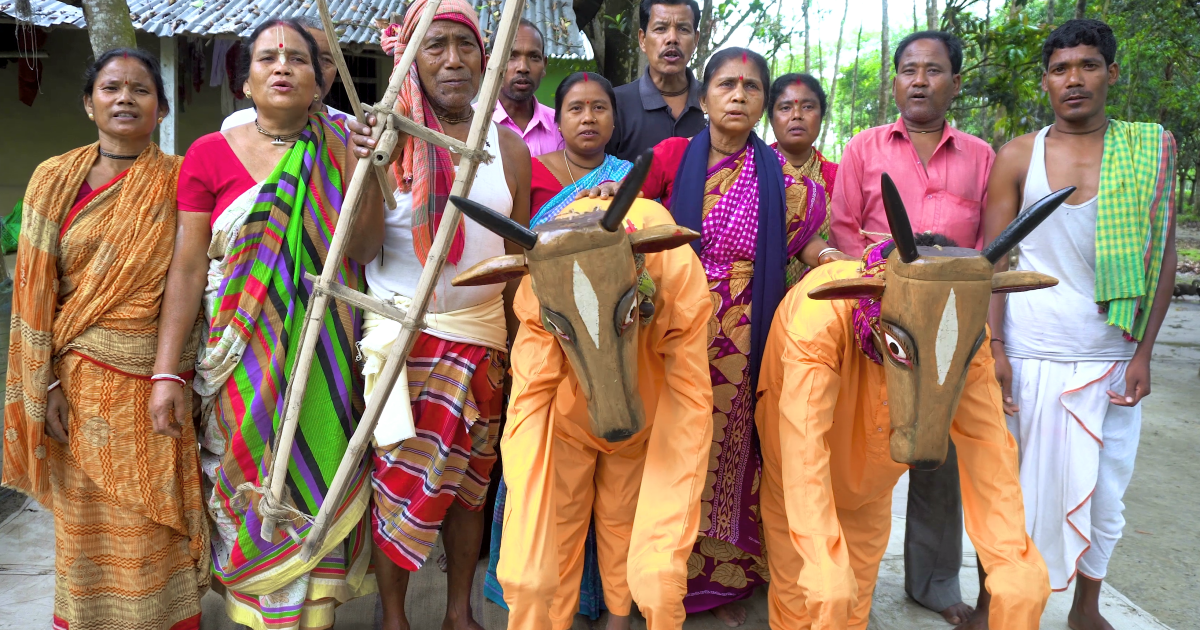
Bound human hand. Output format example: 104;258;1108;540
575;180;623;200
347;114;402;163
148;380;185;438
991;342;1019;415
1107;354;1150;407
45;388;70;444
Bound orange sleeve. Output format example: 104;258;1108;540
774;292;857;626
495;277;568;625
627;243;714;606
951;339;1050;629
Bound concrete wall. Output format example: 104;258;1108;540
0;29;234;214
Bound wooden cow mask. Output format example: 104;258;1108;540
449;151;699;442
808;174;1074;470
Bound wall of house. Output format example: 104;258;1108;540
0;29;236;214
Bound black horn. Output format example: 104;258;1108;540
881;173;919;263
449;196;538;251
982;186;1076;264
601;148;654;232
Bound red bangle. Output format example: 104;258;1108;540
151;374;187;386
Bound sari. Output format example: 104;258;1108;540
194;114;374;629
775;145;838;240
663;132;827;611
482;154;632;621
3;143;208;629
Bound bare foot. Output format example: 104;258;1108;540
939;602;975;625
1068;606;1115;630
952;608;988;630
605;613;632;630
711;601;748;627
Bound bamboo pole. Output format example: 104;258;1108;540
257;0;447;542
298;0;528;561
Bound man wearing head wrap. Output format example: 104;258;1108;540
367;1;531;628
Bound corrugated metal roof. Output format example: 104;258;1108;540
476;0;592;59
0;0;405;46
0;0;84;29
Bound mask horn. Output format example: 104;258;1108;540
449;196;538;251
881;173;918;263
601;148;654;232
981;186;1076;264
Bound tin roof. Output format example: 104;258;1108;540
1;0;591;56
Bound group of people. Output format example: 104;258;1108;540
0;0;1176;628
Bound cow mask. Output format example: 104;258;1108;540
808;174;1074;470
449;150;699;442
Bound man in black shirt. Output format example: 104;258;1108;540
607;0;707;162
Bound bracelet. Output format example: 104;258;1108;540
151;374;187;386
47;380;61;393
990;338;1005;345
817;247;841;265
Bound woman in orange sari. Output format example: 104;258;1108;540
2;49;208;630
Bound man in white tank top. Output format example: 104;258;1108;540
984;20;1177;630
365;3;532;630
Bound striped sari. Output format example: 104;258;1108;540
531;154;633;227
195;114;374;629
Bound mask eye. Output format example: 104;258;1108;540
548;319;571;343
614;287;638;336
543;309;575;344
883;331;912;367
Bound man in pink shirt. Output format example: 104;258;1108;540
829;31;995;628
490;18;564;157
830;34;995;258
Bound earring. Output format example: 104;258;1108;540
157;117;164;124
87;112;94;120
314;94;320;101
245;90;252;98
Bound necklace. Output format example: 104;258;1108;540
1052;120;1108;136
658;83;690;98
563;155;578;186
710;142;740;156
255;119;305;146
563;151;600;186
98;147;141;161
905;123;945;135
437;111;473;125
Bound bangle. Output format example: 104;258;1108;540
47;380;61;393
817;247;841;265
990;338;1005;345
151;374;187;386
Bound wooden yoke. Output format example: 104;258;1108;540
257;0;527;561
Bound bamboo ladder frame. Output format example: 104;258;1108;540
258;0;528;561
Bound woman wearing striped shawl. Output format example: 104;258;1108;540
149;20;392;630
3;48;207;630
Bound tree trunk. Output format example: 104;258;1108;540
876;0;890;126
81;0;137;57
848;24;864;140
803;0;812;73
1074;0;1087;19
819;0;850;152
695;0;715;74
926;0;938;29
913;0;919;33
573;0;605;27
1046;0;1056;23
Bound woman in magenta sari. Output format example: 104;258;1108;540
634;48;850;625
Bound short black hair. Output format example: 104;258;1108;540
701;47;771;97
83;48;170;115
518;17;545;52
1041;19;1117;68
553;72;618;124
237;18;326;96
639;0;701;31
893;30;963;74
768;73;827;119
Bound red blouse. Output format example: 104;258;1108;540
177;132;257;225
530;157;567;214
638;137;691;206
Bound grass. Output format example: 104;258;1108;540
1180;248;1200;264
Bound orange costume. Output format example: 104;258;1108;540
496;202;714;629
755;260;1049;629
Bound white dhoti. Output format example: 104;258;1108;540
1005;358;1142;591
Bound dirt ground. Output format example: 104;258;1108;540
1102;296;1200;629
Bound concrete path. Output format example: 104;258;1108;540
0;473;1169;630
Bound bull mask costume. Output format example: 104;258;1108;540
807;173;1074;469
450;150;699;442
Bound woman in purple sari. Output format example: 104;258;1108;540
635;47;850;625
